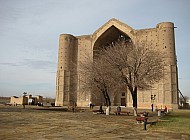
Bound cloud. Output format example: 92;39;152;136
22;59;57;70
0;62;23;67
0;59;57;72
0;0;190;98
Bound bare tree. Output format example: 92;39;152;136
79;38;164;115
101;39;165;115
179;96;189;108
23;92;27;96
79;55;123;107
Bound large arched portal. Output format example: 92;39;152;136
93;25;132;57
92;25;133;106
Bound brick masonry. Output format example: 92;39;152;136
55;18;179;109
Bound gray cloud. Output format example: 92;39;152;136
22;59;57;70
0;59;57;71
0;62;24;67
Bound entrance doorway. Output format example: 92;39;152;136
121;98;126;106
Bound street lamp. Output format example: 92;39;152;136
151;94;156;112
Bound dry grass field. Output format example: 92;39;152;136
0;105;189;140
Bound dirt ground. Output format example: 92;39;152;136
0;105;189;140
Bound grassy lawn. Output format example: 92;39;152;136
151;109;190;134
0;105;189;139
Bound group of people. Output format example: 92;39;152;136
99;105;104;114
89;103;95;109
90;101;123;114
91;103;168;115
99;104;122;115
153;104;168;112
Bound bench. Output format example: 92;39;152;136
136;117;148;124
114;111;130;115
92;110;104;114
79;108;86;112
4;103;12;106
138;112;149;117
160;110;167;113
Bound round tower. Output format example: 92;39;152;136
157;22;179;109
156;22;176;65
55;34;78;106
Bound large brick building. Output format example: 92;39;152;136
55;18;179;109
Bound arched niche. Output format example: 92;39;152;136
93;25;133;57
92;18;134;48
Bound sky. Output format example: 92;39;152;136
0;0;190;98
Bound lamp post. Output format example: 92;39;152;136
151;94;156;112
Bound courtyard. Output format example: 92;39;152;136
0;105;189;140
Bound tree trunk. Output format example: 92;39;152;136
102;86;111;107
105;90;111;107
132;86;138;116
102;90;108;106
106;106;111;115
132;87;137;108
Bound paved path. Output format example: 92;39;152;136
0;106;189;140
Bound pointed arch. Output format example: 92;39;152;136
92;18;135;48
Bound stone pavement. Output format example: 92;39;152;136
0;105;189;140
